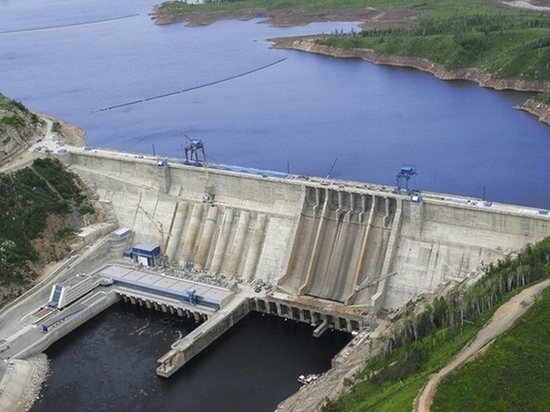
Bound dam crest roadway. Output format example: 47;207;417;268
1;142;549;400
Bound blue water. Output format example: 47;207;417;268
1;0;550;207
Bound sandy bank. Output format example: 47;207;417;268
0;354;49;412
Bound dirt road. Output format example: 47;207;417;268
414;278;550;412
0;115;85;175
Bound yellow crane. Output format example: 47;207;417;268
137;205;168;260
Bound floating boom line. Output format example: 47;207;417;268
0;14;139;35
93;57;288;113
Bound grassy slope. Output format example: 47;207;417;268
317;10;550;82
158;0;369;15
0;93;42;154
432;288;550;411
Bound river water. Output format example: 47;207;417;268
31;303;349;412
1;0;550;409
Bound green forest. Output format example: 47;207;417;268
0;158;94;306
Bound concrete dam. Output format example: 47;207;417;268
61;149;549;321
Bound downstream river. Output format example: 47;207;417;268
1;0;550;410
31;304;349;412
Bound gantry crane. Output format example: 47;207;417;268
137;205;168;264
395;164;418;194
183;135;206;167
183;134;215;203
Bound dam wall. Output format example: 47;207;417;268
65;151;302;287
61;150;550;316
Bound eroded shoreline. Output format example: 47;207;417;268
0;355;49;412
269;36;550;125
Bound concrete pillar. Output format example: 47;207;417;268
299;191;329;295
344;196;376;305
337;190;344;214
371;198;402;314
346;318;352;332
210;208;234;275
242;214;267;281
313;187;322;215
313;315;328;338
167;201;188;263
180;203;204;266
225;211;250;278
409;198;424;235
194;205;219;270
157;164;171;194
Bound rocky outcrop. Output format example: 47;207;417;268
516;97;550;124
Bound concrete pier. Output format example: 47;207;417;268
157;293;251;377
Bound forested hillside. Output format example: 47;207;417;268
0;93;43;163
0;158;97;307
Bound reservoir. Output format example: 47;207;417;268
0;0;549;409
1;0;550;207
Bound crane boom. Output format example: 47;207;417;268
355;272;397;291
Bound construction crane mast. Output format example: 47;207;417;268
137;205;168;262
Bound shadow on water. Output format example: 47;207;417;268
32;301;350;412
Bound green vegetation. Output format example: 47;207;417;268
432;288;550;411
0;96;40;128
0;95;41;146
51;121;62;134
321;236;550;411
317;7;550;81
158;0;369;16
535;90;550;104
0;158;94;305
